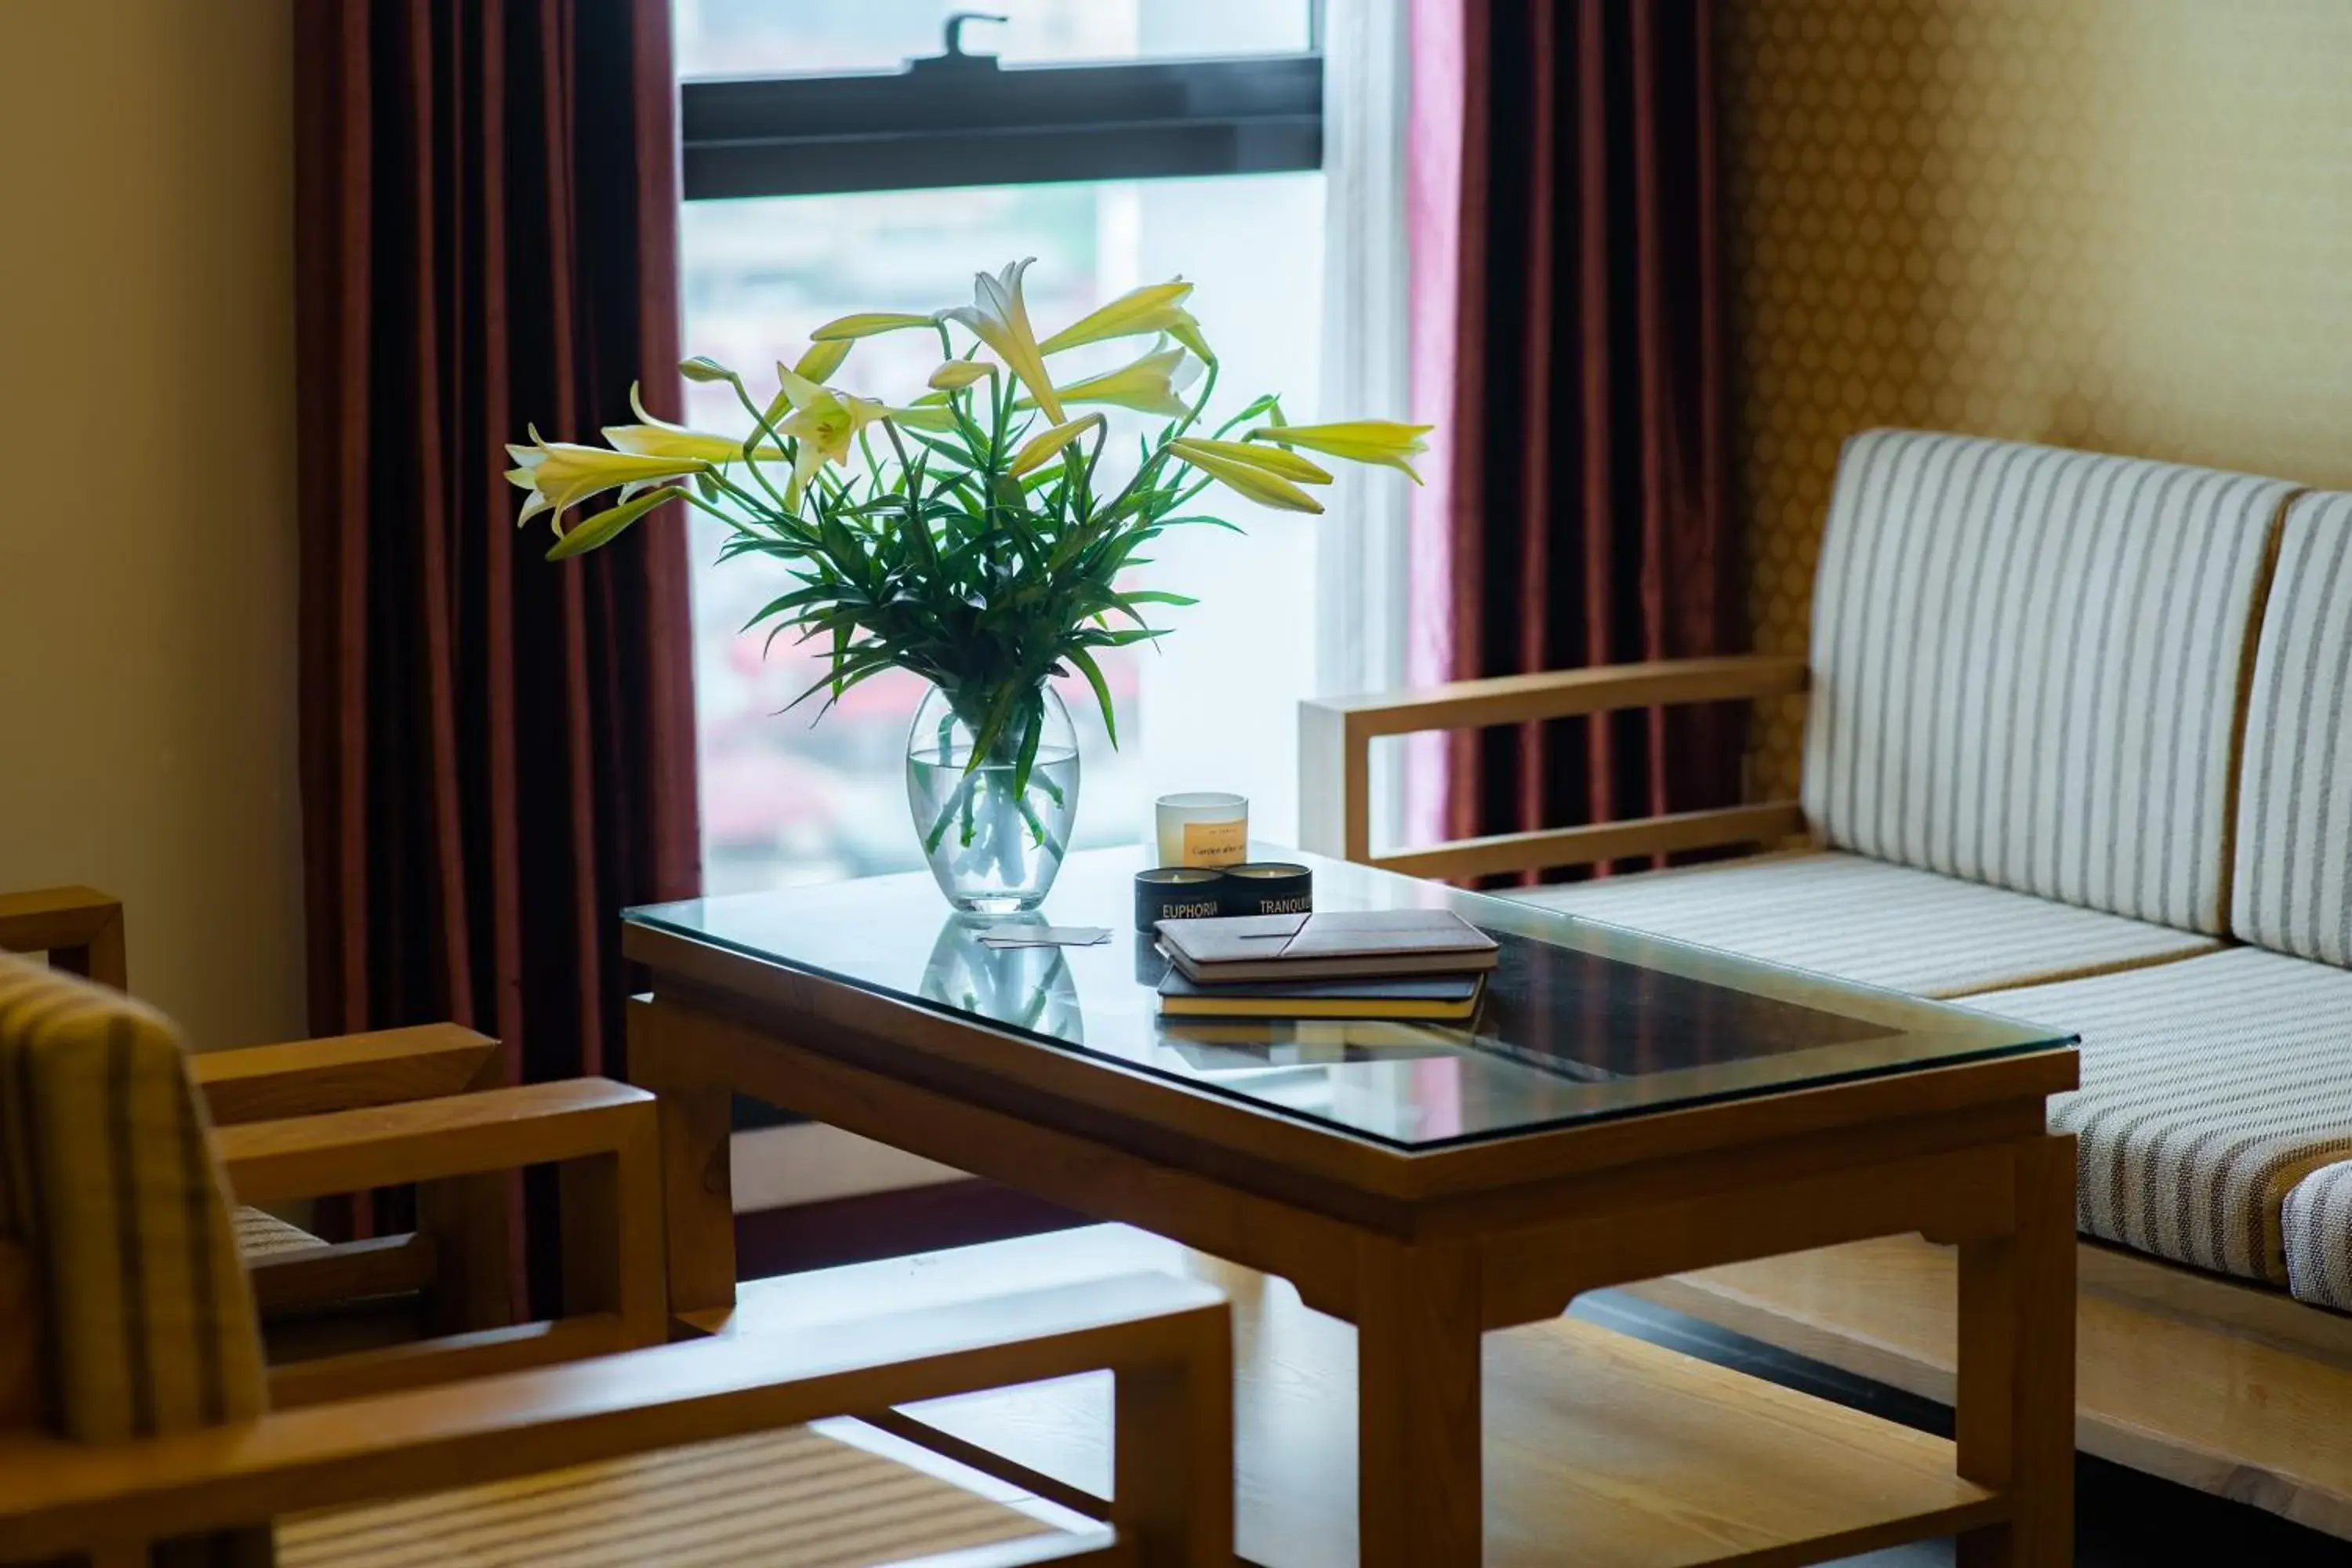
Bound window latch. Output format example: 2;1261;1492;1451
909;12;1007;75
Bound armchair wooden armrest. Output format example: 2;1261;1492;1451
192;1024;501;1123
1299;653;1810;878
214;1080;666;1406
0;885;125;989
0;1273;1232;1568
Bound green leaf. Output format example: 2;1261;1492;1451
964;682;1022;775
1065;646;1117;748
1011;692;1044;800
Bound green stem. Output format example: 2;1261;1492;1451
723;374;797;514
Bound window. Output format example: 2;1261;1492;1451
677;1;1331;894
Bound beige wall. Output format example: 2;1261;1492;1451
1722;1;2352;800
0;2;304;1047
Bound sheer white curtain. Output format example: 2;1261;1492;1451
1313;0;1414;854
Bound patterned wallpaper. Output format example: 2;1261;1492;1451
1719;0;2352;800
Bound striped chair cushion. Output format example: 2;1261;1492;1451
1973;947;2352;1283
0;953;267;1440
2232;490;2352;967
1802;429;2295;934
278;1424;1058;1568
1507;851;2218;998
2283;1161;2352;1313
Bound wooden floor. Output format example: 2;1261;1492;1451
1631;1236;2352;1542
1572;1290;2352;1566
721;1225;2352;1566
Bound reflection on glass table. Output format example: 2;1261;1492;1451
919;916;1085;1044
626;847;2075;1149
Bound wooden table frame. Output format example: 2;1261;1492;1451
626;920;2079;1568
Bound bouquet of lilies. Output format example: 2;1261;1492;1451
507;258;1428;869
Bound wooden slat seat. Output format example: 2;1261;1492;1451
234;1205;329;1261
278;1425;1056;1568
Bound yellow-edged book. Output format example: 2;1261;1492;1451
1156;970;1486;1022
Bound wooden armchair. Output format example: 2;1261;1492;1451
0;886;622;1393
1298;654;1811;878
0;955;1231;1568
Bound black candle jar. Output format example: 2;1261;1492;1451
1134;866;1228;931
1218;862;1313;917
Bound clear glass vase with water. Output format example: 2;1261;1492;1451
905;682;1080;913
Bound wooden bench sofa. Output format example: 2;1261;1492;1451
1301;428;2352;1536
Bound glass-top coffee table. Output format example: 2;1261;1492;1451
625;847;2080;1567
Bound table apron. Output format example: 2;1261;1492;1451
1477;1140;2021;1329
649;994;1372;1318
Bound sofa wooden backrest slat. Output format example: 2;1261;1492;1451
2231;490;2352;967
1800;428;2296;935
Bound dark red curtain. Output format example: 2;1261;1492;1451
293;1;700;1294
1439;0;1740;861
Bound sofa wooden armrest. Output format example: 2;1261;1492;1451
1299;653;1810;876
212;1080;666;1404
0;885;125;989
0;1272;1232;1568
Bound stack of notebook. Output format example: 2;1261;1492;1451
1154;910;1500;1022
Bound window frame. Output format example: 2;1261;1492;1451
680;49;1324;201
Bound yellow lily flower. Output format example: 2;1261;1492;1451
927;359;996;391
1170;437;1325;514
793;338;853;383
810;311;937;341
942;259;1065;423
1036;279;1193;354
767;364;880;506
1037;347;1199;418
1247;419;1434;483
1160;435;1330;485
506;426;708;530
601;383;742;464
1009;415;1103;477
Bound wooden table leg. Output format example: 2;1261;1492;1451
1956;1134;2078;1567
1355;1239;1482;1568
628;997;737;1322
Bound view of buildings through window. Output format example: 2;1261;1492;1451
676;1;1327;895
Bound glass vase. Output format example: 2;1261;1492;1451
905;682;1080;913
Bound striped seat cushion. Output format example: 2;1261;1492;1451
1973;948;2352;1284
1507;851;2218;998
1802;429;2295;934
2232;490;2352;967
2283;1161;2352;1313
278;1423;1058;1568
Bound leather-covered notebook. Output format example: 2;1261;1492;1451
1156;909;1500;983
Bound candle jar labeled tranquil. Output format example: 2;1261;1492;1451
1219;862;1313;917
1154;792;1248;869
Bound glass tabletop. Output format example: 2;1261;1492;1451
624;847;2074;1150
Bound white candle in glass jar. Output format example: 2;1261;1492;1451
1154;792;1249;869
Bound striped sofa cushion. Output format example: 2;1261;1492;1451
2283;1160;2352;1313
1508;851;2218;998
2232;490;2352;966
278;1423;1058;1567
1802;429;2296;935
0;953;267;1441
1973;947;2352;1284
